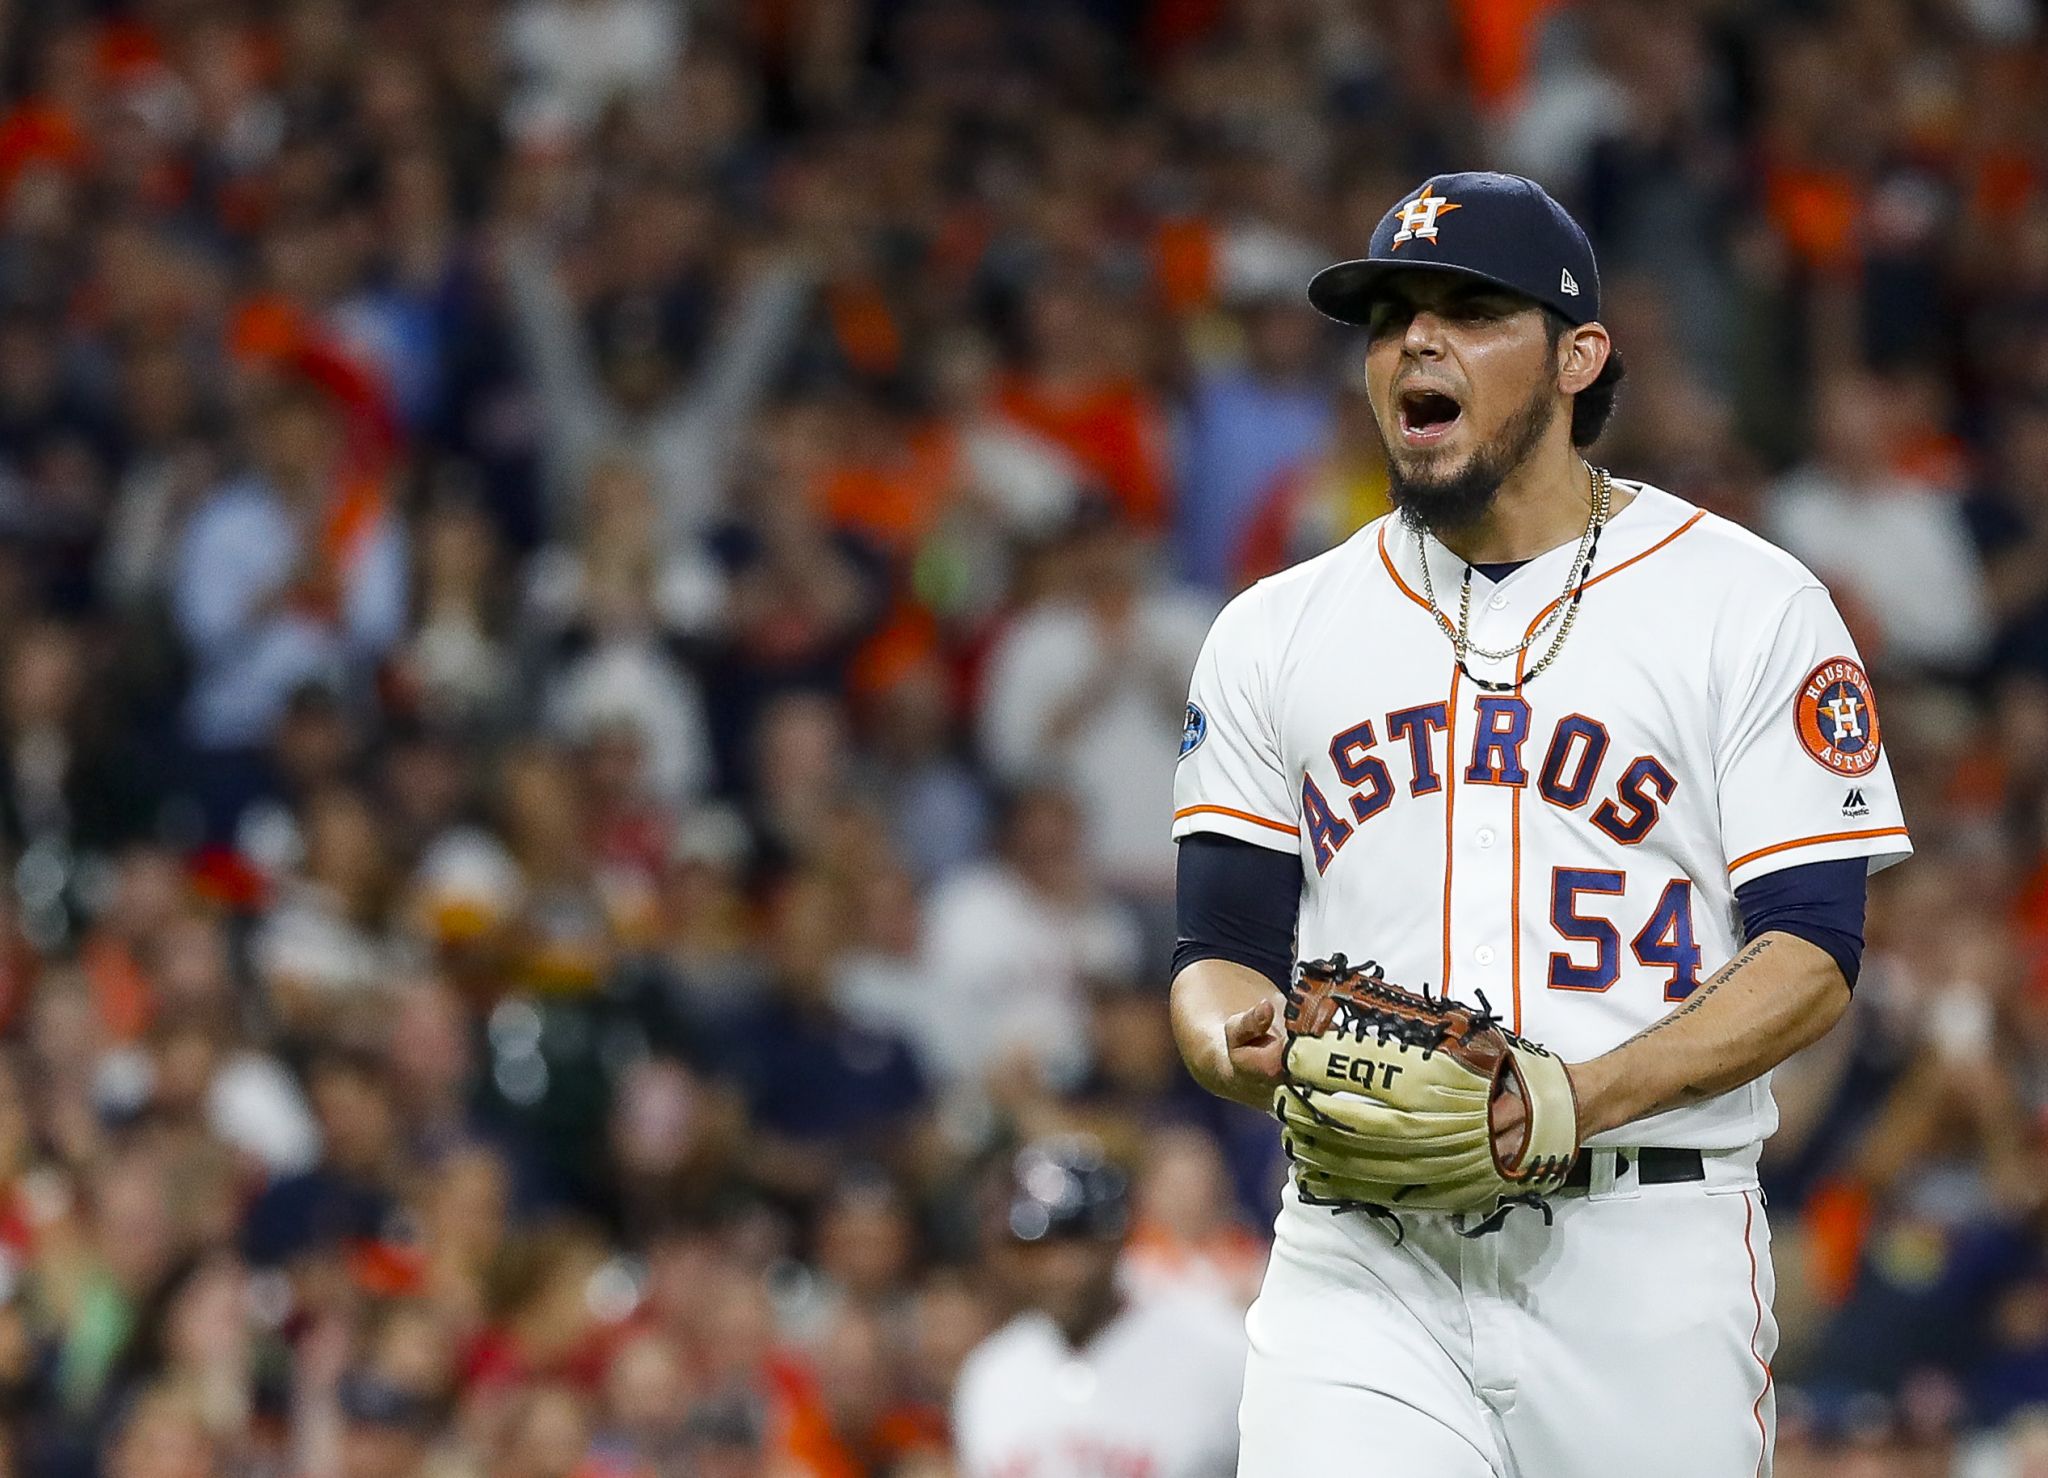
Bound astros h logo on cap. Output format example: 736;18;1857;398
1389;184;1461;250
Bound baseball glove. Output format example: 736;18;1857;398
1275;954;1581;1233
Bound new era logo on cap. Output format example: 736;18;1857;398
1560;267;1580;296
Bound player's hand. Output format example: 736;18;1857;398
1220;998;1287;1108
1490;1076;1530;1167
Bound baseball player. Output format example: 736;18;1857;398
952;1137;1246;1478
1168;172;1911;1476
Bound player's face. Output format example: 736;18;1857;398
1362;273;1565;533
1015;1234;1122;1339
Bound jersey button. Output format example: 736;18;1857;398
1476;827;1496;848
1474;944;1496;966
1489;592;1508;610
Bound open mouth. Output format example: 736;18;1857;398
1397;386;1464;446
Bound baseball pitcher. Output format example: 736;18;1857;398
1168;172;1910;1477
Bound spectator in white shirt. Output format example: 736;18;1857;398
977;509;1211;898
527;457;718;808
1768;370;1991;674
920;783;1141;1095
498;199;812;553
503;0;683;139
251;784;398;1041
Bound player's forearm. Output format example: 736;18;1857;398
1170;958;1286;1108
1568;932;1851;1140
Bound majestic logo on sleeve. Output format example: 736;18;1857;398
1179;702;1207;759
1390;184;1461;248
1795;657;1881;776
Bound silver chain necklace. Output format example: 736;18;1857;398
1416;465;1614;691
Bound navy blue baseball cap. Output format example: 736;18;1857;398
1309;172;1601;328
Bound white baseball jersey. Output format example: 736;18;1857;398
1173;480;1911;1151
952;1293;1246;1478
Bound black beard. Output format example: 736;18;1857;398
1386;383;1559;538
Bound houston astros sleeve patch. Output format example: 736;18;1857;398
1792;657;1880;777
1716;586;1910;889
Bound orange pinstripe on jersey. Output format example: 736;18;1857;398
1725;826;1909;874
1440;665;1462;994
1511;649;1531;1031
1172;804;1300;837
1377;525;1430;612
1521;510;1708;630
1742;1191;1773;1476
1510;776;1524;1033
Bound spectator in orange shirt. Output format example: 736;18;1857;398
991;278;1171;531
774;1306;946;1478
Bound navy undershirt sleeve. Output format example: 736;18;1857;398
1733;857;1866;989
1172;833;1303;991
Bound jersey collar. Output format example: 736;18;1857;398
1374;480;1701;617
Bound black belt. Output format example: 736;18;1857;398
1558;1147;1704;1192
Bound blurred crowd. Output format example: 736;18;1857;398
0;0;2038;1474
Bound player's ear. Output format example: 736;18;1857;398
1555;323;1611;397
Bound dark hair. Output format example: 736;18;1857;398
1543;309;1626;448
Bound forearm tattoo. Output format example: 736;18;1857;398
1621;934;1776;1052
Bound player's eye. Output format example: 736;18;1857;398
1449;294;1513;322
1367;300;1414;338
